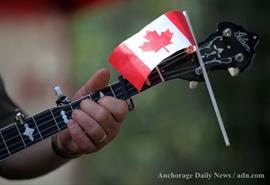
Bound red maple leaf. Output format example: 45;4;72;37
139;29;173;53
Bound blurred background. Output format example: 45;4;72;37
0;0;269;185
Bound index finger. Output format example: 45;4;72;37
98;96;129;123
72;68;110;100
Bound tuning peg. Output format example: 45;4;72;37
228;67;240;77
15;111;25;125
189;81;198;89
54;85;64;99
53;85;71;106
223;28;232;38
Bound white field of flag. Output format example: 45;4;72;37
124;15;192;70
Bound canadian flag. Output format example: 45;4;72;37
109;10;195;91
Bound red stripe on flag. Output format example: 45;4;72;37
109;43;151;91
165;11;195;45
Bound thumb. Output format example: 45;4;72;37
72;68;110;100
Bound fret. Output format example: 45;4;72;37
70;86;117;110
155;66;165;82
32;116;43;140
71;100;80;110
88;94;92;100
52;105;72;131
128;82;139;97
111;82;124;99
14;123;26;148
69;103;74;111
0;133;10;160
34;110;59;139
0;130;10;156
71;96;89;110
50;109;60;131
109;85;116;97
103;86;114;97
90;91;100;101
113;79;132;100
1;124;26;154
126;71;161;97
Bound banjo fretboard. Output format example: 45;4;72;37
0;64;167;161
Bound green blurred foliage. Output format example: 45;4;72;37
70;0;269;184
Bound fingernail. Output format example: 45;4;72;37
81;99;91;106
68;120;76;128
72;109;80;119
98;134;107;143
98;97;104;104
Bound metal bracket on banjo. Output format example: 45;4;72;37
15;110;25;125
118;75;135;111
53;85;71;106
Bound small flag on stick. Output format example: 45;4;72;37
109;10;195;91
109;10;230;146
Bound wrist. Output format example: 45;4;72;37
51;134;81;159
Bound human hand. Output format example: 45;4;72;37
54;68;128;157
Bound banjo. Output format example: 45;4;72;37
0;22;259;161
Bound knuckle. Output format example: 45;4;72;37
90;127;103;140
75;136;92;152
108;126;119;139
111;131;118;139
73;132;84;143
80;143;91;153
111;123;117;132
117;101;129;115
99;96;111;104
70;143;80;153
112;101;128;122
72;110;84;122
77;88;85;97
105;121;117;133
95;107;109;122
102;98;128;121
68;123;79;135
77;116;91;129
80;99;91;109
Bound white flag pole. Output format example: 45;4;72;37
183;11;230;146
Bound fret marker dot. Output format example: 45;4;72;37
23;123;35;141
60;110;69;124
99;91;105;98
